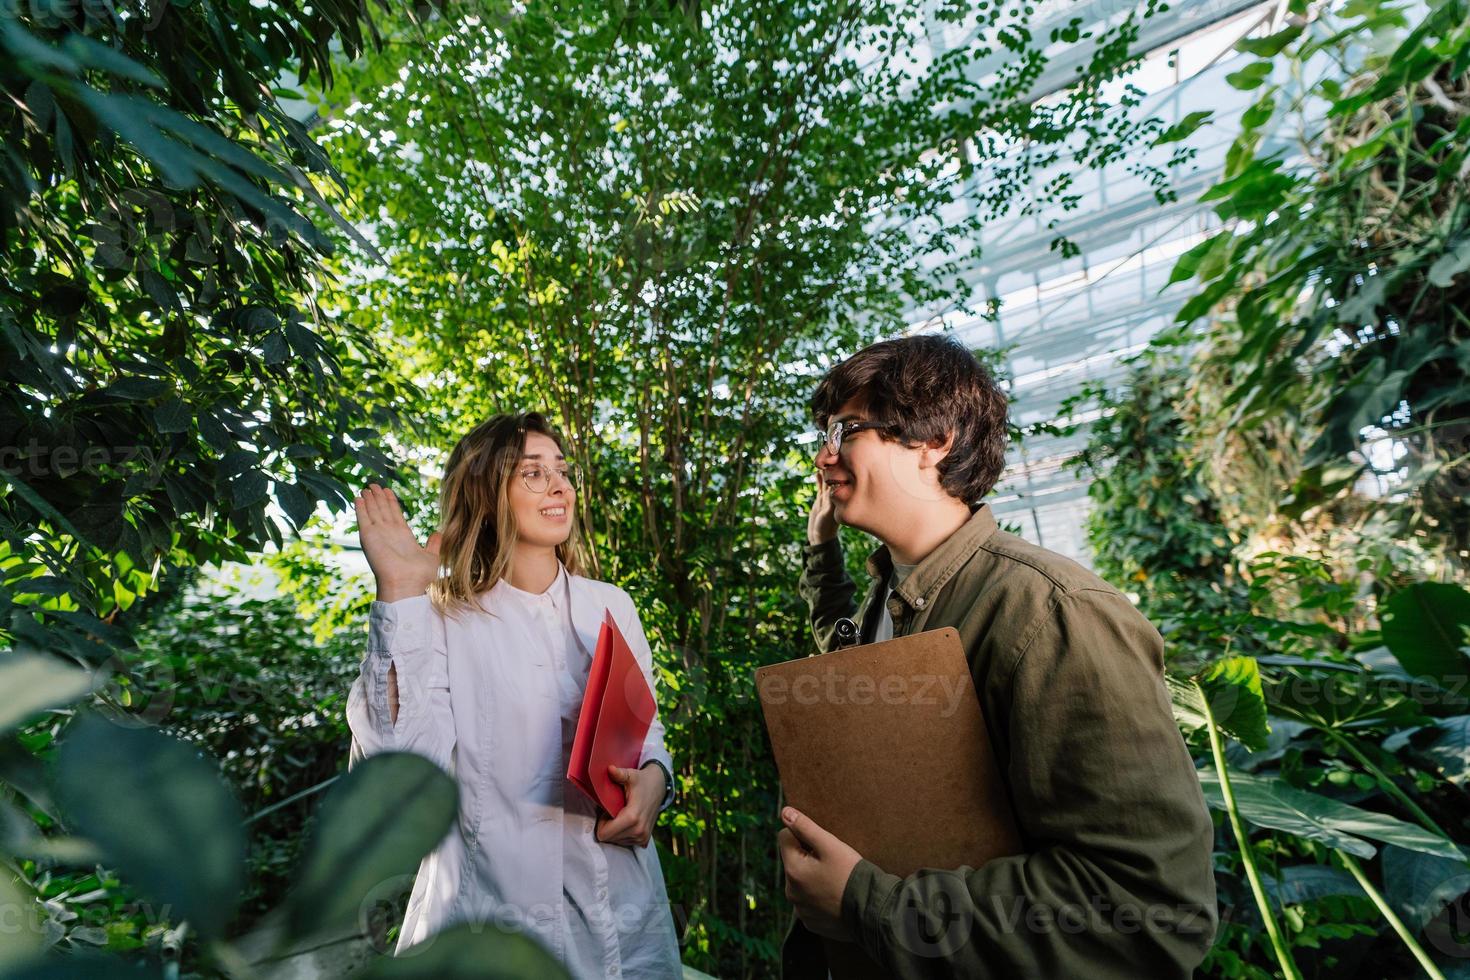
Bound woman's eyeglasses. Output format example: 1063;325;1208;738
519;463;581;494
816;419;890;455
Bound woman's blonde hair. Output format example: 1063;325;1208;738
428;412;585;618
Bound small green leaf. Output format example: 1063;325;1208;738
1427;238;1470;288
228;470;271;508
1225;61;1273;90
1241;93;1276;130
262;331;289;364
1236;25;1302;58
1155;110;1212;145
154;398;192;434
275;480;315;530
241;306;282;334
103;377;171;401
1167;233;1225;286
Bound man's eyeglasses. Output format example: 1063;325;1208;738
519;463;581;494
816;419;890;456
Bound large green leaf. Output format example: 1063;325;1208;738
361;923;572;979
55;711;245;939
0;653;92;735
1197;767;1464;860
1263;661;1429;730
1383;844;1470;935
1170;656;1270;750
1167;672;1209;732
1381;583;1470;687
283;751;458;941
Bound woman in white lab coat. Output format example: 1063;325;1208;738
345;411;682;980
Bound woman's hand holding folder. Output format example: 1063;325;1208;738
594;764;665;848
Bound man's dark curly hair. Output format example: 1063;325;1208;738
811;334;1009;504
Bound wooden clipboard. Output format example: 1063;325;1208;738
756;627;1022;979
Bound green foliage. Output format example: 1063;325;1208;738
1164;566;1470;977
0;572;483;970
1176;0;1470;569
0;0;426;673
115;581;367;923
29;0;1470;975
0;0;434;968
7;702;471;976
1068;351;1246;654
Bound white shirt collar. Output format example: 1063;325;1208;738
489;561;568;610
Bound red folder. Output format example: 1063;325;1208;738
567;609;657;817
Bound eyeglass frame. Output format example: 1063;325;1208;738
517;460;581;495
816;418;892;456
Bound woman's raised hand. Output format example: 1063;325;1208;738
354;483;442;602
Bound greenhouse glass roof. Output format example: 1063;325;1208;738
895;0;1297;562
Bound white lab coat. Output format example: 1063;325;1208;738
345;564;682;979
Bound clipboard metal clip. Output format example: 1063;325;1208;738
833;617;859;649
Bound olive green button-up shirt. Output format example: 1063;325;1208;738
783;504;1217;979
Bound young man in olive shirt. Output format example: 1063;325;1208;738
775;335;1217;979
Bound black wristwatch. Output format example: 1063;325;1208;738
643;759;675;811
